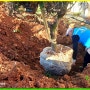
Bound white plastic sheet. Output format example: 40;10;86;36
40;45;73;75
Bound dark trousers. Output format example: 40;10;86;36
83;52;90;68
72;35;90;69
72;35;80;59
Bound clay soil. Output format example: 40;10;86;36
0;3;90;88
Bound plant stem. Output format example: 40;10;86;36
39;2;51;41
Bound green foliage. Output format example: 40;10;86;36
39;2;44;9
85;75;90;84
44;71;59;79
44;2;69;18
45;71;52;78
85;75;90;81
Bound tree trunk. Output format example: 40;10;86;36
39;2;68;52
39;2;51;41
39;2;59;52
49;18;59;52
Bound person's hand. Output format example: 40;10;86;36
72;59;76;66
86;48;90;54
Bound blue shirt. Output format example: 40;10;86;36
73;26;90;48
